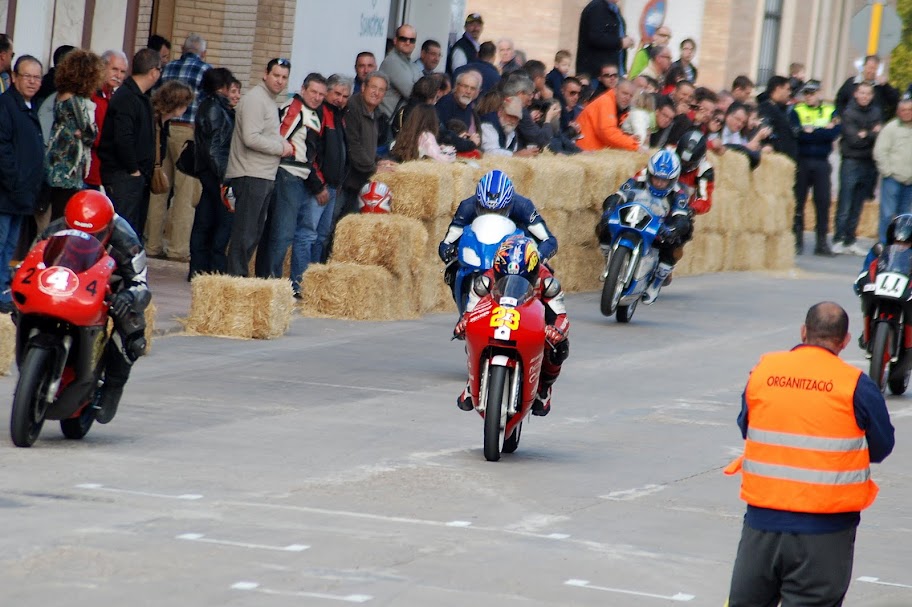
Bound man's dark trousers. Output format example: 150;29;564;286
794;156;832;247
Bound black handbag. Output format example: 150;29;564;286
175;139;199;177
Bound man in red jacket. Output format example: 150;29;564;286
86;50;128;190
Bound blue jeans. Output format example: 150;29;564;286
878;176;912;242
311;186;337;265
0;213;23;304
291;186;336;290
834;157;877;245
265;168;307;278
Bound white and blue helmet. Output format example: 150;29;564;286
646;150;681;198
475;170;515;216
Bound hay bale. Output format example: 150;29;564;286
857;200;879;239
476;156;534;198
186;275;293;339
714;150;751;196
766;233;797;270
331;214;427;280
374;162;452;220
450;162;479;216
733;232;769;271
0;314;15;376
300;262;403;320
567;154;619;212
143;302;156;354
525;156;585;212
548;244;604;293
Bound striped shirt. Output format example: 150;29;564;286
160;52;210;124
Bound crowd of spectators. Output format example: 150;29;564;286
1;0;910;307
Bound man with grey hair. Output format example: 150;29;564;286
503;71;560;153
637;44;673;88
149;33;210;262
314;74;352;263
86;49;129;190
497;38;522;75
436;69;482;156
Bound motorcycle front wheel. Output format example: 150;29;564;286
869;323;893;392
483;365;509;462
601;245;632;317
10;347;52;447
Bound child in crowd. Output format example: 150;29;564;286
546;50;572;104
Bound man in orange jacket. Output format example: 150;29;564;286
725;301;894;607
575;78;639;151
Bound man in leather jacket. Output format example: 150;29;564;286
41;190;151;424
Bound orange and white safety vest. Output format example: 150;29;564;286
725;346;878;514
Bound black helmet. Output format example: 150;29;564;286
886;214;912;244
675;129;707;173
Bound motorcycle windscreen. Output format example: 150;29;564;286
880;244;912;275
42;231;105;273
491;275;535;306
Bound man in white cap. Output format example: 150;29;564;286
480;96;524;156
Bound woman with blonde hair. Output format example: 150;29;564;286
391;104;455;163
145;80;194;254
45;49;105;219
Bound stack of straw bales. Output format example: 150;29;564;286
185;275;294;338
803;199;879;240
0;315;14;376
297;149;797;321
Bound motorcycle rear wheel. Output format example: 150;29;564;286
10;347;52;448
503;421;522;453
869;323;893;392
617;300;638;323
483;365;508;462
601;246;632;317
888;367;910;395
60;402;96;440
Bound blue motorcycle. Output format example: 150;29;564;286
599;189;668;322
448;214;523;314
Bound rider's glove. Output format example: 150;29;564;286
111;290;135;319
438;241;457;264
544;325;566;345
453;315;468;340
658;225;678;246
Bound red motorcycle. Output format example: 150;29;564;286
463;274;547;461
9;230;116;447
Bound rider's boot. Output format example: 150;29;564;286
532;371;559;417
456;380;474;411
642;262;673;305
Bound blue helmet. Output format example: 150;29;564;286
646;150;681;198
475;170;515;216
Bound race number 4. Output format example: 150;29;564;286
490;306;520;330
874;272;909;298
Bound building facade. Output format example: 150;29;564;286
0;0;901;99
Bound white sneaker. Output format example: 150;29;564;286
847;243;869;256
831;241;848;254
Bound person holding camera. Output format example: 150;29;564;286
757;75;798;160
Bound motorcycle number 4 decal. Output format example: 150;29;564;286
490;307;520;330
38;267;79;296
874;272;909;298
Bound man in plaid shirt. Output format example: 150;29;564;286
147;33;210;262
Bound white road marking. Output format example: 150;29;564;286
857;576;912;589
887;406;912;419
177;533;309;552
75;483;203;500
231;581;372;602
547;533;571;539
445;520;472;527
600;484;667;501
565;579;695;602
237;376;406;394
222;500;671;560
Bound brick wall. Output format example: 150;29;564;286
251;0;295;90
135;0;155;53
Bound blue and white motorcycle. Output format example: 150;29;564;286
448;214;523;314
599;188;668;322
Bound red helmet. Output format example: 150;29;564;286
65;190;115;244
358;181;392;214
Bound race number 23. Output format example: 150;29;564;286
490;307;520;330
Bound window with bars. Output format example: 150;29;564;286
756;0;784;87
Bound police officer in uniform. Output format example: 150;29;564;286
791;80;841;256
724;302;894;607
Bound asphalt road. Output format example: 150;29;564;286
1;248;910;607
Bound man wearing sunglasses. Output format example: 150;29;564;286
378;24;422;123
592;64;618;99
